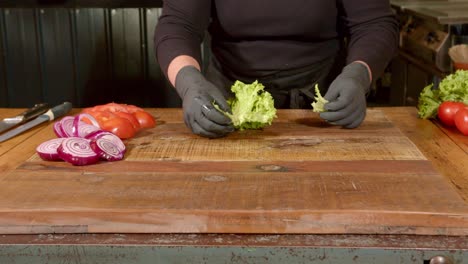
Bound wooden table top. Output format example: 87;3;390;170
0;107;466;244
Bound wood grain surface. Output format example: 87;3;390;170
0;108;466;235
384;108;468;202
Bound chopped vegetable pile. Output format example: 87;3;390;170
36;102;156;166
418;70;468;119
311;84;329;113
217;80;277;130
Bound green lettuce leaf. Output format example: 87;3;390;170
438;70;468;104
216;80;277;130
311;84;329;113
417;70;468;119
417;84;440;119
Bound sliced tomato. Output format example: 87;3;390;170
81;110;135;139
133;110;156;129
100;117;136;139
114;111;141;131
86;110;117;127
80;102;155;139
81;107;95;114
95;102;129;113
124;104;145;113
80;108;104;125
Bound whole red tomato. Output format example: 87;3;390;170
437;101;466;127
454;107;468;136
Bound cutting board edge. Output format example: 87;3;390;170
0;210;467;236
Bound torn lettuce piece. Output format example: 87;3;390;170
311;84;329;113
214;80;277;130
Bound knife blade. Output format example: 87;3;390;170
0;103;49;134
0;102;72;143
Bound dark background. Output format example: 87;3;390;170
0;0;391;108
0;1;163;8
0;0;195;108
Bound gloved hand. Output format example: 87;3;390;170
175;65;234;138
319;62;371;128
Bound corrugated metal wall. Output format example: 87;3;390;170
0;7;192;108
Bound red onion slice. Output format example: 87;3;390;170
59;116;75;137
53;122;66;138
85;130;126;155
79;113;100;127
75;122;101;138
73;113;100;137
36;138;65;161
57;137;100;166
90;137;125;161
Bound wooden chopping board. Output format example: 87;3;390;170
0;109;466;235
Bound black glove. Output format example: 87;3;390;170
175;66;234;138
319;62;370;128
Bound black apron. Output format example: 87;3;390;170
205;52;345;109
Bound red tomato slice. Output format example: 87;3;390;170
114;111;141;131
100;117;136;139
81;110;135;139
133;111;156;129
82;107;95;114
86;110;117;127
95;102;129;113
80;108;106;125
124;104;145;113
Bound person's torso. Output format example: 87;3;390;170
209;0;341;80
212;0;338;41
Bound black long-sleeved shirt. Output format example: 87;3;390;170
154;0;399;81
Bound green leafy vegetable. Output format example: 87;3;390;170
311;84;329;113
215;80;277;130
418;70;468;119
417;84;440;119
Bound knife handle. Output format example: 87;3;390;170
44;102;73;121
20;103;49;121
